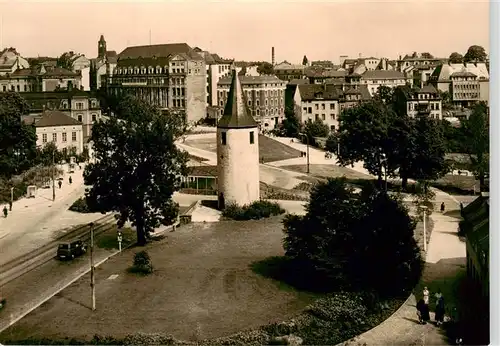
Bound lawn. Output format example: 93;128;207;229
184;134;302;163
282;164;373;180
431;174;487;195
0;217;318;344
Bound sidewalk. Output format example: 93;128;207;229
0;164;92;266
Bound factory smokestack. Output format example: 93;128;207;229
272;47;275;66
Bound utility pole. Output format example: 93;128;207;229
52;150;56;201
10;187;13;211
90;222;96;311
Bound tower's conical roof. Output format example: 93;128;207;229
217;69;258;129
99;35;105;42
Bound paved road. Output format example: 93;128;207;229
0;165;94;267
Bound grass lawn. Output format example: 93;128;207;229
184;134;302;163
0;217;318;344
431;174;486;195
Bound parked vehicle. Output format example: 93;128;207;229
57;239;87;260
0;297;6;310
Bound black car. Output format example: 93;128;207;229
57;239;87;260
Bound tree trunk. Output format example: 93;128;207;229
378;168;384;189
479;173;486;192
136;211;147;246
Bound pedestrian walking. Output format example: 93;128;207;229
435;296;445;326
441;202;445;213
58;180;62;189
3;205;8;218
423;287;430;305
416;298;430;324
69;176;72;185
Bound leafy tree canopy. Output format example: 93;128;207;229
304;119;329;145
449;52;464;64
257;62;274;75
83;95;189;245
420;52;434;59
302;55;309;66
461;101;489;190
283;178;422;295
56;52;73;70
464;45;487;63
0;92;37;178
281;104;301;138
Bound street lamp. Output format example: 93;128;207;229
89;222;96;311
421;205;428;253
52;150;56;202
10;187;13;211
380;151;388;191
298;132;310;174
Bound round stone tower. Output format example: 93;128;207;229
217;70;260;209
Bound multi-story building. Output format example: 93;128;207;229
406;85;443;120
0;64;82;92
217;75;287;129
0;48;30;76
22;110;85;154
338;85;372;112
21;89;102;142
90;35;118;90
273;62;306;81
105;43;207;123
429;62;489;106
404;63;438;88
294;84;341;131
195;48;233;107
396;52;447;72
305;68;347;85
360;70;410;96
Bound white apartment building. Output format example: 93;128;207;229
406;85;443;120
294;84;341;131
361;70;410;96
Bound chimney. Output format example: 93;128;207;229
271;47;275;66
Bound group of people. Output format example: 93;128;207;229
416;286;446;326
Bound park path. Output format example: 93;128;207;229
0;164;103;267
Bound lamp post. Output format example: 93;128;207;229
380;151;388;191
421;205;428;253
10;187;13;211
298;132;310;174
89;222;96;311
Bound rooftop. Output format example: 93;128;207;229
118;43;203;61
361;70;406;79
218;75;284;85
31;110;83;127
297;84;342;101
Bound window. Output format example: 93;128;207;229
330;114;336;120
250;131;254;144
322;114;326;120
52;133;57;142
321;104;325;110
42;133;47;143
24;85;27;91
256;100;260;106
315;104;319;110
436;103;440;110
92;114;97;122
315;114;319;121
308;107;312;114
76;102;83;110
62;132;67;142
256;109;260;116
330;103;335;110
72;132;77;142
77;114;82;122
221;131;227;145
248;100;252;106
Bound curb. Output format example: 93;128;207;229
334;293;414;346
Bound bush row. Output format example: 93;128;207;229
68;197;95;213
222;200;286;221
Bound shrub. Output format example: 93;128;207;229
128;250;153;275
222;200;286;221
69;197;94;213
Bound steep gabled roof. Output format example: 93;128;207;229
298;84;341;101
34;110;82;127
217;70;258;129
362;70;406;80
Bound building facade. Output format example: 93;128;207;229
273;62;306;81
23;110;85;154
21;90;102;142
0;65;82;93
217;75;287;129
105;43;207;123
90;35;118;90
429;62;489;106
0;48;30;76
195;48;233;107
360;70;410;96
294;84;341;131
406;85;443;119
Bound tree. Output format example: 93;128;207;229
464;45;487;63
420;52;434;59
0;92;38;178
406;116;448;187
461;102;489;191
238;66;247;76
304;119;329;146
302;55;309;66
36;142;64;166
83;95;189;246
56;53;73;70
281;104;301;138
374;85;393;105
257;62;274;75
283;178;422;295
449;52;464;64
336;100;395;187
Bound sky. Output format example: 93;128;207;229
0;0;490;64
